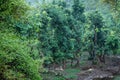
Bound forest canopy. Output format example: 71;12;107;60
0;0;120;80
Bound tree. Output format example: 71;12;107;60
70;0;85;66
102;0;120;55
38;0;86;67
87;11;106;63
39;3;70;68
0;0;42;79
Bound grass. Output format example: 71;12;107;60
113;76;120;80
41;67;81;80
63;68;80;80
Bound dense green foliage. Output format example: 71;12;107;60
0;0;120;80
38;0;86;67
38;0;120;66
0;31;41;80
0;0;42;80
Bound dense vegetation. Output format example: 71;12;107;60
0;0;120;80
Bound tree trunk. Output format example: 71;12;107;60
75;58;80;67
71;59;74;67
98;54;105;63
92;26;97;64
62;59;66;69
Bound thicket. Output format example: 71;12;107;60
39;0;120;67
0;0;120;80
0;0;42;80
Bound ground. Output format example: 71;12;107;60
41;55;120;80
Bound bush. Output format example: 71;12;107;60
0;30;42;80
